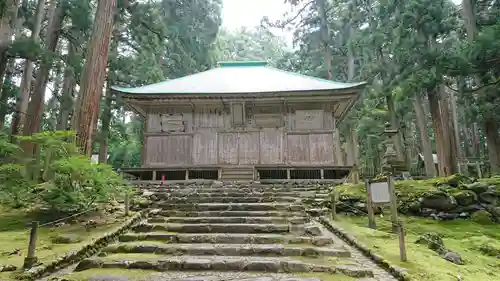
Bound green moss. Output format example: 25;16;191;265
53;269;356;281
45;268;153;281
335;215;500;281
0;206;128;281
471;210;495;224
334;175;500;209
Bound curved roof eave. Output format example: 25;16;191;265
111;62;367;96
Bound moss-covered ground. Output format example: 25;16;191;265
334;215;500;281
0;206;130;281
48;269;358;281
337;174;500;197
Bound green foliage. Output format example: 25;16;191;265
0;131;125;214
41;156;124;213
0;164;34;208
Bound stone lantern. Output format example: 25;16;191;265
381;122;407;174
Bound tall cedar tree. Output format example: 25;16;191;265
75;0;117;155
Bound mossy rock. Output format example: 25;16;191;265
471;210;495;224
453;190;478;206
463;182;489;194
478;191;498;205
479;243;500;257
421;191;457;211
51;234;83;244
415;232;445;252
436;174;472;188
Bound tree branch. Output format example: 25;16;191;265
445;77;500;93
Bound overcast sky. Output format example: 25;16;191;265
222;0;463;31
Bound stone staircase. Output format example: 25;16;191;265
74;182;382;281
220;167;255;181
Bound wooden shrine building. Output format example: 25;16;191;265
114;61;366;181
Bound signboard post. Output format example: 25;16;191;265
365;176;406;261
375;122;408;262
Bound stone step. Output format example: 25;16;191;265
145;191;329;199
147;216;309;225
144;187;329;193
156;210;305;218
102;243;351;258
75;255;374;277
153;203;304;212
133;223;291;234
150;196;298;204
119;233;334;246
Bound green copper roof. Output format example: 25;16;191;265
111;61;366;95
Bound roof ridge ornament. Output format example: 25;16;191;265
217;61;268;68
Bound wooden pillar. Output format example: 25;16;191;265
141;119;148;166
320;169;324;179
351;129;360;183
152;170;157;181
185;170;189;180
286;169;291;180
334;128;344;165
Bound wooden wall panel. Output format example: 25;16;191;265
254;113;282;128
147;114;162;133
259;129;283;164
287;134;309;164
145;135;192;165
192;130;217;164
238;132;260;164
194;108;226;128
218;133;238;164
294;110;324;130
309;133;334;164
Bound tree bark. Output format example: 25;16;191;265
75;0;117;156
483;120;500;174
461;0;477;41
428;88;450;176
21;0;64;157
56;30;78;130
439;85;458;174
98;86;113;164
0;0;21;98
0;59;15;128
316;0;331;79
414;94;436;177
11;0;45;137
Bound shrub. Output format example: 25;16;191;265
0;131;126;214
39;156;125;213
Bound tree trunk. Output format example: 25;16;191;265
414;94;436;177
316;0;331;79
0;0;21;99
483;120;500;174
75;0;117;156
21;0;64;157
0;59;14;127
427;88;450;176
98;85;113;163
11;0;45;137
56;31;78;131
461;0;477;41
439;85;458;174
